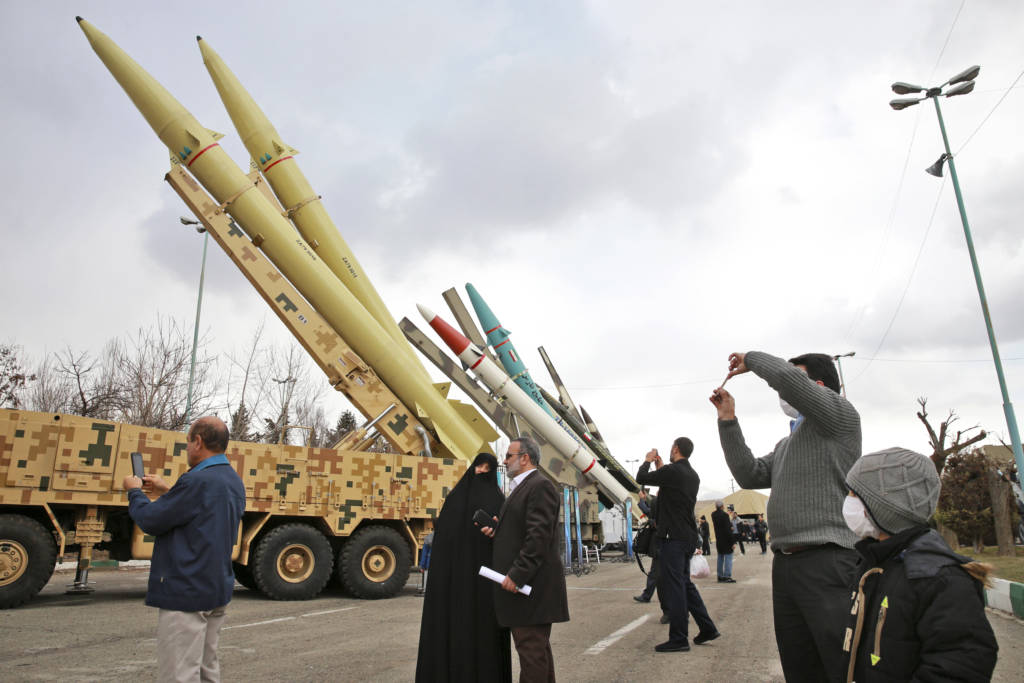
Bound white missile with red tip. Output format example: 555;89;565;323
418;304;632;505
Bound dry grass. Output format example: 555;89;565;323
957;545;1024;584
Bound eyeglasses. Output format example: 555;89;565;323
505;451;525;459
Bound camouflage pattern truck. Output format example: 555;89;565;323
0;408;461;609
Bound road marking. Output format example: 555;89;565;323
301;606;359;617
222;616;295;631
584;615;650;654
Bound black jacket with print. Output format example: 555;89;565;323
842;527;997;682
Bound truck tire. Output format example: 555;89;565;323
340;526;411;599
0;514;58;609
251;524;333;601
232;561;258;592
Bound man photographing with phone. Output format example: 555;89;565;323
122;416;245;683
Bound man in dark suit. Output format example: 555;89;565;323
635;437;719;653
711;501;736;582
482;437;569;681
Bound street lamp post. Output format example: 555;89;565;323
890;65;1024;480
832;351;855;397
181;216;208;428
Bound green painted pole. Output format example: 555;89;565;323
184;230;209;427
932;96;1024;479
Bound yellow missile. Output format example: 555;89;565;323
196;37;428;380
76;17;494;460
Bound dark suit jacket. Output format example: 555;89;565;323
711;508;735;555
492;470;570;628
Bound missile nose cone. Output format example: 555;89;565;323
197;35;202;41
76;16;83;22
416;303;436;322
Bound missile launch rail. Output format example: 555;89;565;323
0;408;461;609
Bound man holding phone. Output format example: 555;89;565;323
480;437;568;682
122;416;245;683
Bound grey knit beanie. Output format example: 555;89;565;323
845;447;941;534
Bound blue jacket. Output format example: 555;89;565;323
128;454;246;612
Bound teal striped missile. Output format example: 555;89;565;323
465;283;554;417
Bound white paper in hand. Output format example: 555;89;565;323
479;566;532;596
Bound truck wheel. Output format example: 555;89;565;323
251;524;333;600
340;526;411;599
232;561;258;592
0;514;58;609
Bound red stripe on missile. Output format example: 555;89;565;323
582;458;596;474
186;143;220;167
470;356;485;369
494;339;510;349
263;155;294;173
486;325;502;334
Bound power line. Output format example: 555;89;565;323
956;67;1024;154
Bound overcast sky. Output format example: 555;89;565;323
3;1;1023;500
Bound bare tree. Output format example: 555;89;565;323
54;344;122;419
0;344;35;409
916;397;987;474
224;321;270;442
27;354;74;413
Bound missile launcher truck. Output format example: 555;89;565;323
0;407;462;609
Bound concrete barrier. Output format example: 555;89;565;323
986;577;1024;619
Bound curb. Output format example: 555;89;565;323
56;559;151;571
985;578;1024;619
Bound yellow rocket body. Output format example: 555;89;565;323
196;38;428;380
78;18;491;461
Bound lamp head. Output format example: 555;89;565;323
945;81;976;97
947;65;981;85
889;97;921;111
891;81;925;95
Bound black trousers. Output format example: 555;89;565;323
658;538;715;645
772;544;858;683
511;624;555;682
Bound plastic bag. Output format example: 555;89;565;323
690;553;711;579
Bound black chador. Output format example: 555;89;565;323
415;453;512;683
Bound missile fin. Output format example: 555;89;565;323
207;129;225;141
271;139;299;156
449;400;500;443
433;381;452;399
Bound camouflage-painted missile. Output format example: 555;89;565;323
579;405;607;448
464;283;554;416
418;304;634;508
77;18;494;461
195;38;428;382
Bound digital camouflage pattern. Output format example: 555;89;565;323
1;409;462;558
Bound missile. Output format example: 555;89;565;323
77;17;494;461
195;38;428;381
537;345;585;424
418;304;632;505
579;405;607;447
464;283;553;416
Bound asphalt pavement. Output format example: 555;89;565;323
1;550;1021;681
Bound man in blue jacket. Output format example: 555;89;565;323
122;416;245;683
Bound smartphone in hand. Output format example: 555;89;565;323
130;452;145;479
472;509;495;527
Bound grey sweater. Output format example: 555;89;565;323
717;351;861;551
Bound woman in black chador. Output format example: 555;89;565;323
415;453;512;683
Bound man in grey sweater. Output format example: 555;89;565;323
710;351;860;683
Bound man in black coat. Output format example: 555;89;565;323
482;437;569;681
711;501;736;583
698;516;711;556
635;437;719;652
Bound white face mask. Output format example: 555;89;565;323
843;495;880;539
780;398;800;419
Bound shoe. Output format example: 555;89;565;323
660;614;670;624
655;640;690;652
633;595;651;603
694;630;721;645
720;577;736;583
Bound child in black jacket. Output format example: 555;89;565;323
840;448;998;682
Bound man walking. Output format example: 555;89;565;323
635;437;719;652
755;514;768;554
698;516;711;557
711;351;860;682
122;416;246;683
484;437;569;681
710;501;735;583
